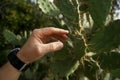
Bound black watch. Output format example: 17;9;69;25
8;48;29;72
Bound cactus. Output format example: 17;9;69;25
89;0;112;27
37;0;60;16
37;0;120;80
3;29;27;46
3;30;20;45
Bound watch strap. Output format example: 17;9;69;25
8;48;28;72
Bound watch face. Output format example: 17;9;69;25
8;48;28;72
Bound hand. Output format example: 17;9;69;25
17;27;69;64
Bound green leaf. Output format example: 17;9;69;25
51;58;79;78
50;35;85;79
93;52;120;70
90;20;120;53
37;0;60;16
52;43;72;61
19;37;27;46
0;49;10;66
55;0;77;20
53;34;85;61
89;0;112;27
111;69;120;78
3;30;20;45
24;69;33;79
70;35;85;59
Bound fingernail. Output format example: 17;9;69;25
65;30;69;33
57;41;63;49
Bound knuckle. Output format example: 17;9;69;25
32;29;42;37
49;27;55;30
49;44;55;51
32;29;38;33
32;29;38;35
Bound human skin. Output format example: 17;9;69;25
0;27;69;80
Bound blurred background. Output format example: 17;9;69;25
0;0;120;80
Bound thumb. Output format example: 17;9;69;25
41;41;64;54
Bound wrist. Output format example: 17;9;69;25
17;51;29;64
0;62;20;80
7;61;20;73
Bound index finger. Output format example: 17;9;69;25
34;27;69;36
